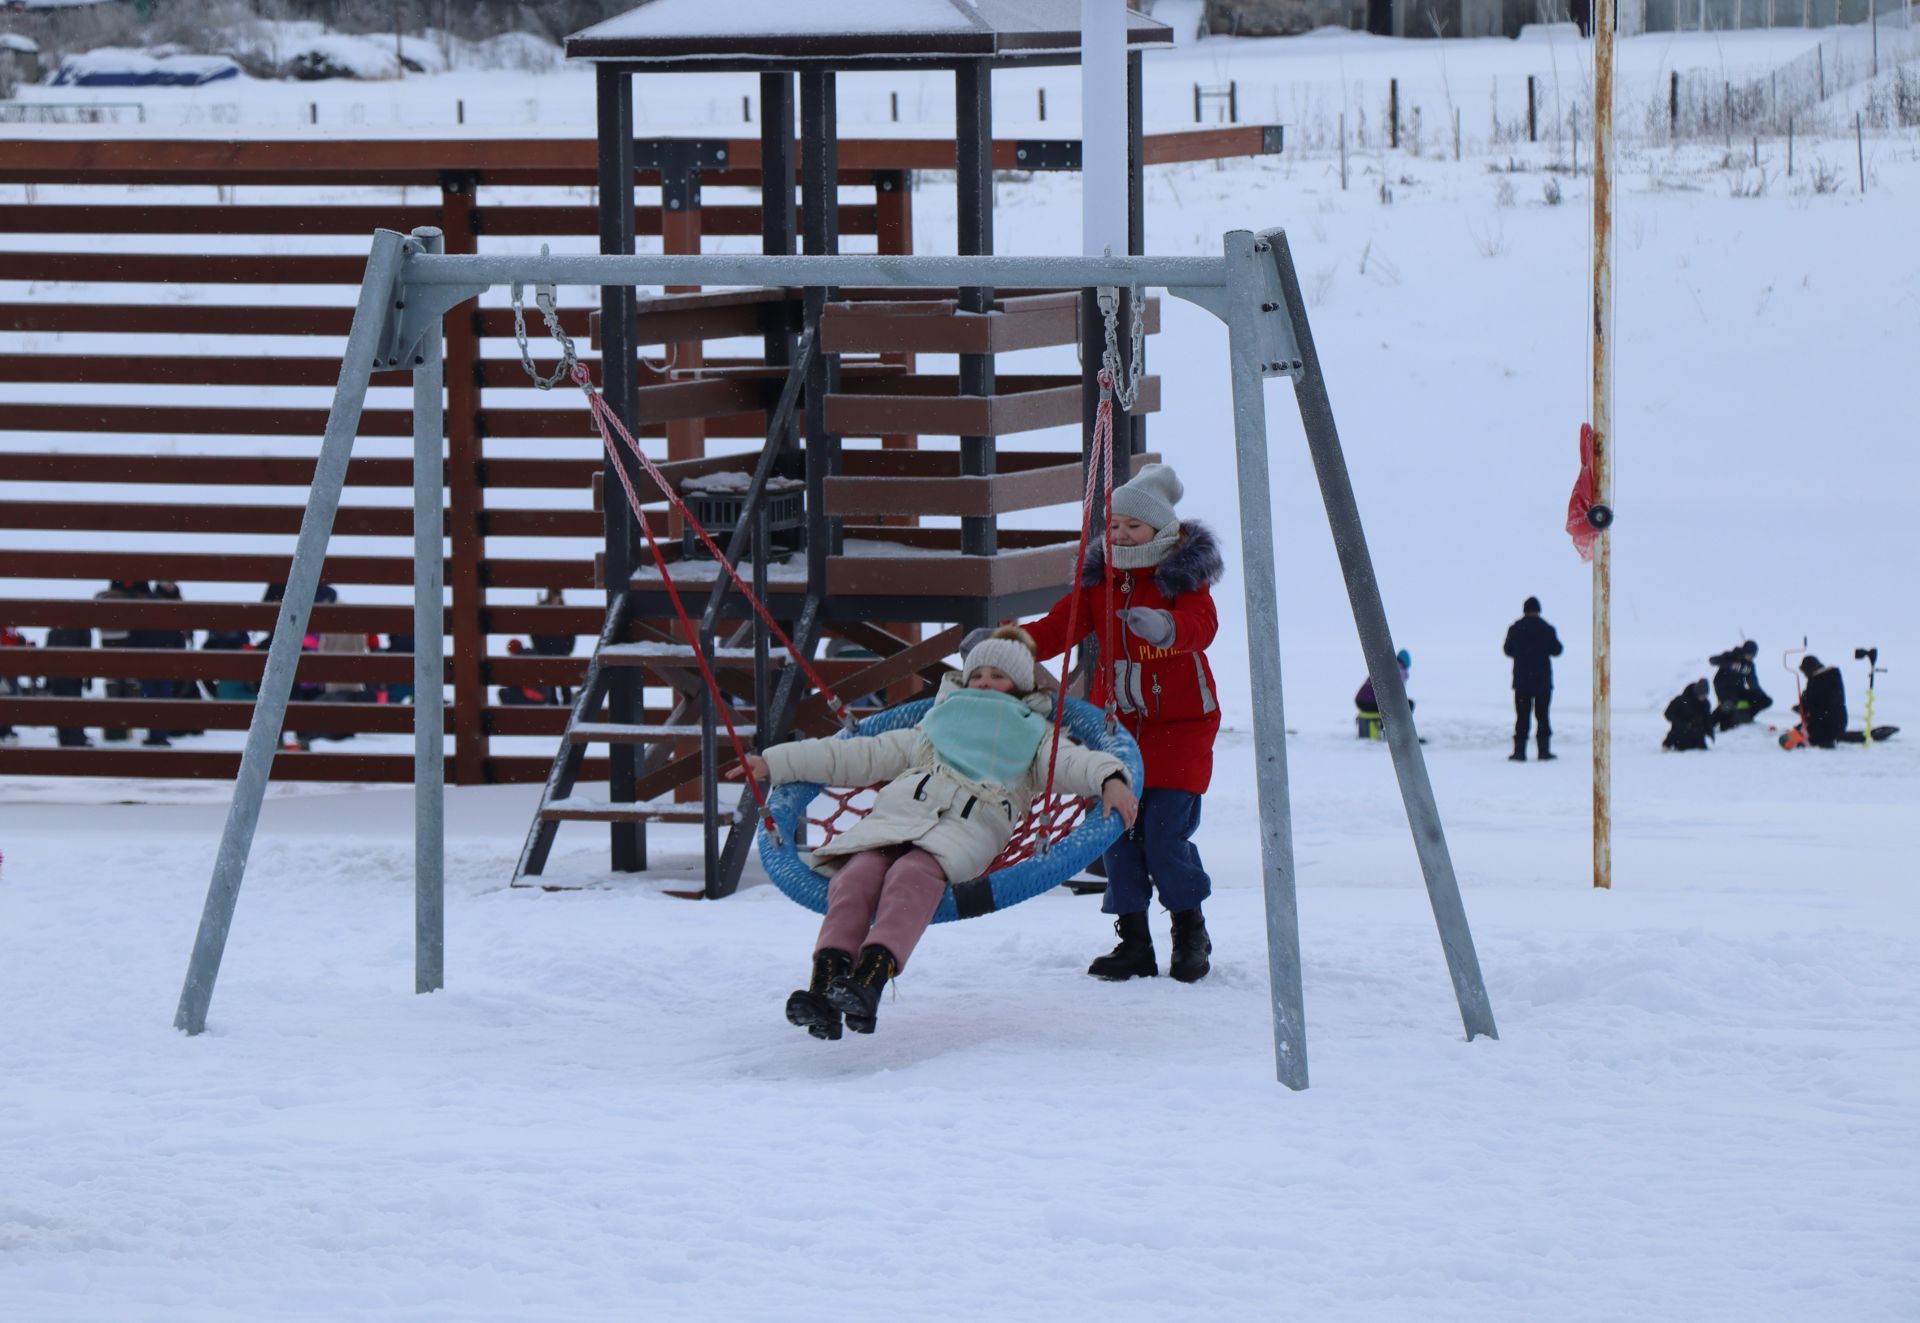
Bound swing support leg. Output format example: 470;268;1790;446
1222;231;1309;1090
412;230;447;996
175;229;408;1035
1269;233;1499;1047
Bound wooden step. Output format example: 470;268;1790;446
567;722;756;744
539;797;724;824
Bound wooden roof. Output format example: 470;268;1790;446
566;0;1172;65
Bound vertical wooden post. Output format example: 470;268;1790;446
437;174;488;786
800;70;842;603
1591;0;1617;891
955;59;996;582
596;63;645;871
1528;75;1538;142
1390;78;1400;148
660;159;706;465
874;165;923;699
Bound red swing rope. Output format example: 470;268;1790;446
572;363;871;841
1036;366;1121;838
570;360;861;736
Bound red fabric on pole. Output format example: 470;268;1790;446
1567;422;1598;563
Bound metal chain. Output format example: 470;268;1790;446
510;245;576;391
1099;285;1147;412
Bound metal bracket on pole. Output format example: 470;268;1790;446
634;139;733;213
1167;253;1302;378
375;228;488;371
1010;139;1083;170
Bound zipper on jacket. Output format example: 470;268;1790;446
1151;673;1163;718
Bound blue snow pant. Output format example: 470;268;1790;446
1101;788;1212;916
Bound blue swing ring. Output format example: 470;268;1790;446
758;697;1144;923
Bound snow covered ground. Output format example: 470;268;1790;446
4;26;1919;1322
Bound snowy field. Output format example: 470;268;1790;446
4;24;1920;1322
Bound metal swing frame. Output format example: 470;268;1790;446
172;225;1498;1090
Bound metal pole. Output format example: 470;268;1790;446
1267;232;1498;1045
1592;0;1617;891
410;227;447;996
1082;0;1129;261
1221;230;1307;1091
174;228;405;1036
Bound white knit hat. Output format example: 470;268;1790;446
963;627;1037;694
1110;463;1183;535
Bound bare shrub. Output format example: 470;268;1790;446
1808;157;1842;195
1495;177;1516;208
1726;167;1770;199
1541;176;1562;206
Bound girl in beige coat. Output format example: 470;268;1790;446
737;627;1137;1039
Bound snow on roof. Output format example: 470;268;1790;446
568;0;1170;63
581;0;973;40
49;49;242;88
1;33;42;55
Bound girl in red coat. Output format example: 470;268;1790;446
1021;463;1224;983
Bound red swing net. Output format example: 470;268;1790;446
805;784;1095;873
552;282;1124;872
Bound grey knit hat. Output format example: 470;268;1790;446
1111;463;1183;535
962;626;1037;694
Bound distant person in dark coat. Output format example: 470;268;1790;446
1709;640;1772;731
1796;655;1847;749
1504;596;1563;762
45;623;93;746
499;588;577;706
1663;679;1713;751
93;579;151;743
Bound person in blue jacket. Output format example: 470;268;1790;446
1504;596;1563;762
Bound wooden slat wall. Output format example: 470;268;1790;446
0;140;899;782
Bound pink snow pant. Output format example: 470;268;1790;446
813;845;948;969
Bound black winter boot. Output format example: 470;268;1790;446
786;948;852;1041
826;945;898;1034
1087;911;1158;981
1508;738;1527;762
1168;907;1212;984
1537;735;1556;762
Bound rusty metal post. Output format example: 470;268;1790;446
1592;0;1617;891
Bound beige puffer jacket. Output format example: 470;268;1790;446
762;674;1129;884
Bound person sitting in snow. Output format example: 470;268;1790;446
1662;678;1713;751
1708;640;1772;732
1792;655;1847;749
1355;648;1414;738
735;627;1136;1040
1016;463;1225;985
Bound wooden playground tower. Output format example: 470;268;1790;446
522;4;1189;894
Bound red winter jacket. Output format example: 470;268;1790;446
1024;523;1225;794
